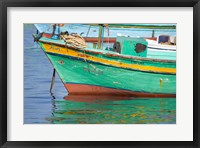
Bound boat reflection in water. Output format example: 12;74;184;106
47;94;176;124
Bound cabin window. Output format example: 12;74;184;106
158;35;170;44
135;43;146;53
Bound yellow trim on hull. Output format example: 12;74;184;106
42;43;176;74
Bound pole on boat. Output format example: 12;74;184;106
101;27;105;49
152;30;155;37
97;24;104;49
105;24;110;50
50;68;56;93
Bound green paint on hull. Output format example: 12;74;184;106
147;50;176;60
46;53;176;94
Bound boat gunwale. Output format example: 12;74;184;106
33;34;176;63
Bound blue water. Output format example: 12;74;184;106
24;24;176;124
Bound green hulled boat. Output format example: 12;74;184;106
33;24;176;97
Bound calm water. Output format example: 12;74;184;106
24;24;176;124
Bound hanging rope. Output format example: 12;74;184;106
60;33;87;49
86;25;91;37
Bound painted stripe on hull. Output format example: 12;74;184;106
64;83;176;98
46;51;175;75
41;43;176;74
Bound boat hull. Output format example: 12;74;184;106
46;52;176;97
34;35;176;97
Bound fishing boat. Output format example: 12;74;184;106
146;35;176;51
33;24;176;97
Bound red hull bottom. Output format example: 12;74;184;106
64;84;176;98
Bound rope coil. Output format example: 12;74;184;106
61;34;87;49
